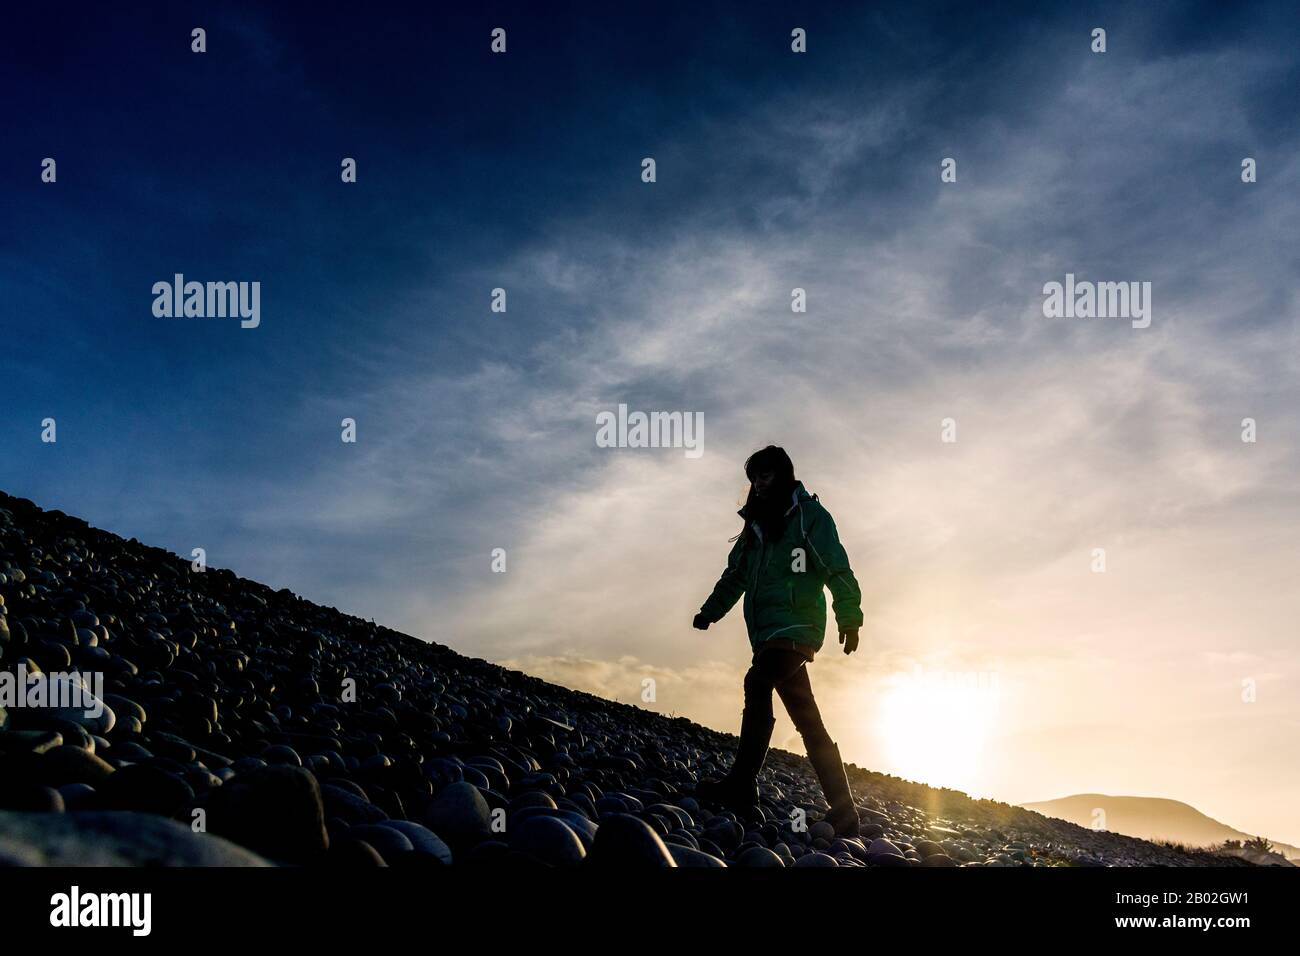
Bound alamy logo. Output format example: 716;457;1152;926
1042;273;1151;329
595;403;704;458
152;274;261;328
0;664;104;719
50;886;152;936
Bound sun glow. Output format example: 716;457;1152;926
875;667;1002;794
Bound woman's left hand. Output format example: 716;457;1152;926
838;626;859;654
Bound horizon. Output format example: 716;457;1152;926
3;0;1298;848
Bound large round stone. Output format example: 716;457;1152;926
204;765;328;863
0;810;273;865
373;820;452;864
98;764;195;818
510;814;585;866
587;814;677;867
667;844;727;867
423;782;493;853
737;845;786;867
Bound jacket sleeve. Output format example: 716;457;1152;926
699;535;748;623
805;508;864;630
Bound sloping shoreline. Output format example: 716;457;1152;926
0;491;1256;867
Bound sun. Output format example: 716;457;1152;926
875;668;1001;793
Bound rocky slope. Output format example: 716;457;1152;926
0;491;1252;867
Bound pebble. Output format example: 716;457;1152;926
737;845;785;867
794;852;840;866
327;837;387;867
509;814;586;866
0;730;63;754
587;814;677;867
204;765;328;863
98;764;195;817
0;782;65;812
321;783;388;825
33;745;115;787
57;783;97;811
374;820;453;864
423;782;493;853
344;824;413;863
667;844;727;867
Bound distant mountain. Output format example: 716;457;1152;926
1019;794;1299;861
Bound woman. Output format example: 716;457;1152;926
692;445;864;836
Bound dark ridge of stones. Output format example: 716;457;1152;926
0;490;1258;869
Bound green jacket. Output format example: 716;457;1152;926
698;482;863;654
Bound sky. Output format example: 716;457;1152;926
2;1;1298;844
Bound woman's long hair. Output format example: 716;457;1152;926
730;445;797;543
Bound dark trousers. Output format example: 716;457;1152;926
743;646;834;752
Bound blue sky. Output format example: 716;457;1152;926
3;2;1299;843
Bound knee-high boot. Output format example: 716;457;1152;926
696;707;776;812
806;739;860;836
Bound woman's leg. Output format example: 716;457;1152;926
773;661;833;752
733;648;806;777
698;648;805;809
743;647;807;722
775;663;860;835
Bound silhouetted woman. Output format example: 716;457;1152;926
692;445;863;836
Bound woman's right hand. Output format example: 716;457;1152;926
692;613;710;630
